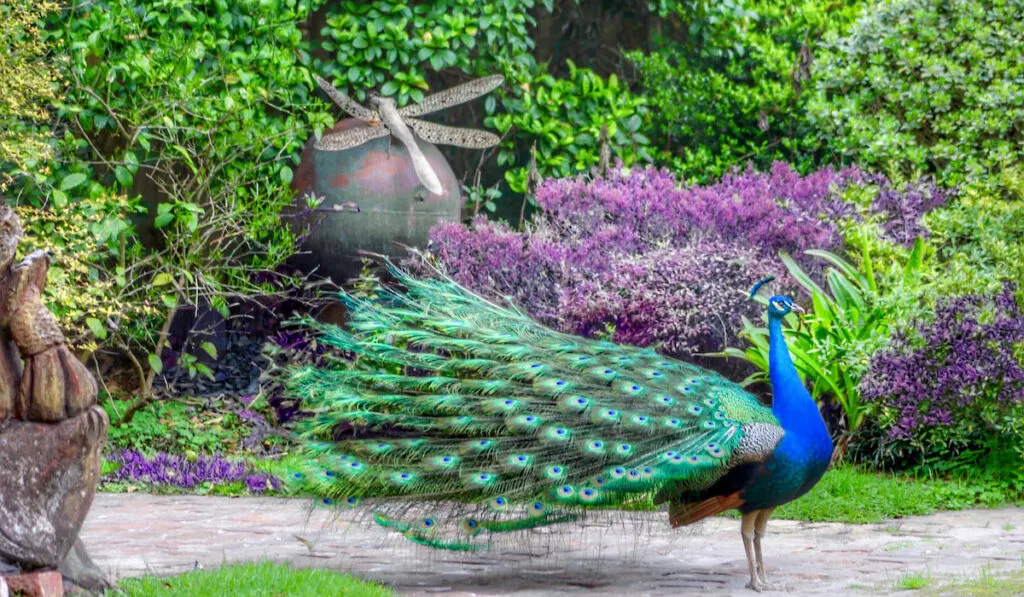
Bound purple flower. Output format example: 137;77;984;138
414;162;904;358
861;283;1024;442
103;450;278;494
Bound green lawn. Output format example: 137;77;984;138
708;465;1019;524
772;465;1018;523
108;561;394;597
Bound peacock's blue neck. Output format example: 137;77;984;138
767;315;822;433
739;310;833;510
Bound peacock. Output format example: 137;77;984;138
284;267;834;592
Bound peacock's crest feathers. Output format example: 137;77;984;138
284;264;780;549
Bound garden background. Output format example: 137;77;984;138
2;0;1023;536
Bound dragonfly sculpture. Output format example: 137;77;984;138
313;74;504;195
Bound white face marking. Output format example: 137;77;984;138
771;300;785;311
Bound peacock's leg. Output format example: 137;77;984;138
753;507;776;585
741;511;764;592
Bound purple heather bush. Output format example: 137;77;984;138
860;283;1024;462
422;162;938;358
855;173;952;247
104;450;280;494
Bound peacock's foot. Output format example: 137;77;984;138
746;579;783;592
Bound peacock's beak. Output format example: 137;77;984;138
791;303;805;313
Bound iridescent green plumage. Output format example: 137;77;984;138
285;266;782;550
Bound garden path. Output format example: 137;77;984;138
82;494;1023;596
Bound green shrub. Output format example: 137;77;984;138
0;1;63;190
809;0;1024;193
489;60;651;196
923;188;1024;300
14;190;153;354
6;0;334;418
318;0;545;104
629;0;864;183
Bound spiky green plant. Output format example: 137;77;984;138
713;239;929;457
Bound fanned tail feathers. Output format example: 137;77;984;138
284;264;778;549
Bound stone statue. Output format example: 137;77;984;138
0;205;110;592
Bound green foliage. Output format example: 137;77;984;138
319;0;549;104
645;0;756;60
110;561;395;597
8;0;335;400
490;61;651;194
865;402;1024;500
0;1;63;190
101;397;252;457
13;192;153;353
629;0;864;183
923;186;1024;299
718;240;929;441
809;0;1024;194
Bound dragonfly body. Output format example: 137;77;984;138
370;96;443;195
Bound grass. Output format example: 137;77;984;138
927;563;1024;597
767;466;1021;524
895;572;932;590
108;561;395;597
880;563;1024;596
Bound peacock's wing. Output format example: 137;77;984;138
284;264;781;549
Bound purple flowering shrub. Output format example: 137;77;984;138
104;450;281;494
866;176;951;247
420;162;931;358
858;283;1024;470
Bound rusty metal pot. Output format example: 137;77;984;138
288;118;463;282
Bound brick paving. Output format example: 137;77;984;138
81;494;1024;595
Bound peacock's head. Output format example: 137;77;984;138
749;276;804;319
766;295;803;318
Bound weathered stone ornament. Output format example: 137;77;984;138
0;206;110;593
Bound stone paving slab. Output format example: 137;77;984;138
82;494;1024;596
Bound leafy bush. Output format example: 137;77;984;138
14;193;153;353
0;1;62;190
490;61;651;195
318;0;546;105
628;0;864;183
809;0;1024;193
9;0;332;416
419;163;871;358
859;284;1024;489
923;187;1024;299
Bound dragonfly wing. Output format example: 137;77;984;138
406;118;501;149
398;74;505;117
314;124;390;152
314;74;376;121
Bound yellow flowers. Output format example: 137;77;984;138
0;1;65;190
14;196;148;354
